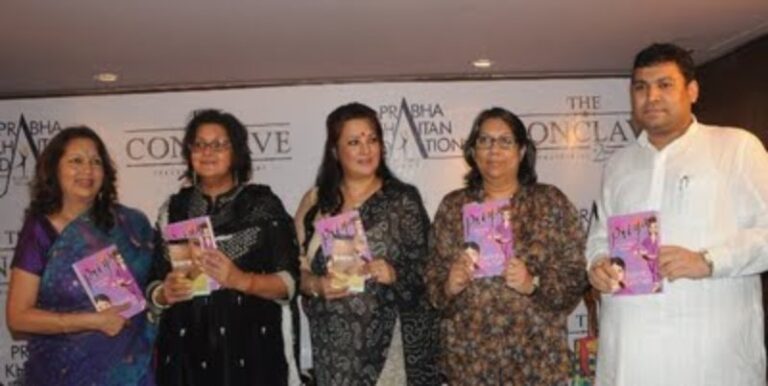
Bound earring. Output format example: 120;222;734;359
233;173;240;187
192;172;198;186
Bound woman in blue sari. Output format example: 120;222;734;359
6;126;156;386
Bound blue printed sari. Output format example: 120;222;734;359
16;206;156;386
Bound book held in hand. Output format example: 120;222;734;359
608;211;662;295
72;244;147;318
462;199;514;278
315;210;372;293
162;215;220;296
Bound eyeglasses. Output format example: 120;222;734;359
475;135;516;150
189;140;231;153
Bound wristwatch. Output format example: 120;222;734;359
700;249;714;277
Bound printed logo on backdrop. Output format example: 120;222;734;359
124;122;293;177
0;115;62;198
2;343;26;383
378;98;465;179
521;95;639;163
0;115;62;291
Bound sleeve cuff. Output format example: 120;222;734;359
705;246;728;278
586;253;609;271
274;271;296;305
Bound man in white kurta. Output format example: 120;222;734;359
587;43;768;386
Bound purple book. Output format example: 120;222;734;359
72;245;147;318
462;199;514;278
608;211;662;295
315;210;372;293
162;216;220;296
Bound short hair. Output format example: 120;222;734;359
609;257;626;269
463;107;538;189
27;126;118;231
315;102;396;214
331;234;355;241
181;109;252;185
633;43;696;84
463;241;480;253
94;294;112;303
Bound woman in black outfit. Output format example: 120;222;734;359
147;109;301;386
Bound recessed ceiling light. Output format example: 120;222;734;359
94;72;119;83
472;58;493;69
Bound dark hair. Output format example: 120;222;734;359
609;257;627;289
463;241;480;253
181;109;252;185
463;107;538;189
609;257;626;269
332;234;355;241
27;126;118;231
94;294;112;303
633;43;696;84
315;102;396;214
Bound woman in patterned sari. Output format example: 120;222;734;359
6;126;156;385
295;102;440;385
425;107;588;385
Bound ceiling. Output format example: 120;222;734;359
2;0;767;99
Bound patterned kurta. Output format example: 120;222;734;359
300;178;441;386
149;184;301;386
426;184;588;386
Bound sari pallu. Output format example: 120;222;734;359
16;206;156;386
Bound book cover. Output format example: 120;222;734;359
72;245;147;318
315;210;372;293
462;199;514;278
607;211;662;295
162;216;220;296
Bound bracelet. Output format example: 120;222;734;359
151;284;170;310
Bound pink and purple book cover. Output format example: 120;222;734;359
162;216;217;250
315;210;372;293
162;216;220;295
72;245;147;318
607;211;662;295
462;199;515;278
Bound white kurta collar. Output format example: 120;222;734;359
636;116;699;154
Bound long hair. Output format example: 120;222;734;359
462;107;537;190
315;102;395;214
27;126;118;230
181;109;252;185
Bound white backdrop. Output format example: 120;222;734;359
0;78;634;383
